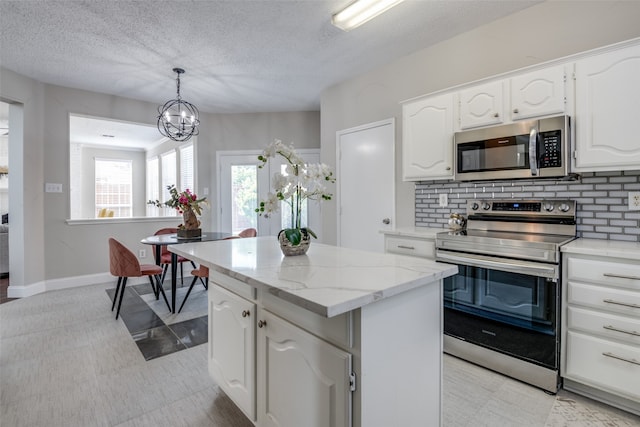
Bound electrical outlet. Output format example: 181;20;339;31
439;193;448;207
629;191;640;211
138;249;146;258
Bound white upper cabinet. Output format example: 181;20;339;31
574;43;640;171
458;80;505;129
510;65;567;120
402;92;454;181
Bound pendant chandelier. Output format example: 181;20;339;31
157;68;200;142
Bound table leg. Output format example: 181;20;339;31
171;252;178;313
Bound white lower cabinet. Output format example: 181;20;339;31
257;310;352;427
209;285;257;421
562;251;640;415
209;278;353;427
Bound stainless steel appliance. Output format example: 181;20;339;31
454;115;572;181
435;199;577;393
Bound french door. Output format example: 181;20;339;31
217;150;322;238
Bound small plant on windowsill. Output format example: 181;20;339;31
148;185;208;237
255;139;335;255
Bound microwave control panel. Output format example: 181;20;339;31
539;130;562;168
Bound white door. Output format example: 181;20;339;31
337;119;395;253
218;150;322;237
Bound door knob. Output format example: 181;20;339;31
382;218;391;225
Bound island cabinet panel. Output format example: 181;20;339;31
209;285;257;421
574;42;640;171
256;309;353;427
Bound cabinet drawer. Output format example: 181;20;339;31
568;281;640;316
567;256;640;290
385;236;435;259
565;331;640;401
210;270;256;300
567;306;640;346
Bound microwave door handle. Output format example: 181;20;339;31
529;128;538;176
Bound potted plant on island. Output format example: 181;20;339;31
148;185;208;238
256;139;335;256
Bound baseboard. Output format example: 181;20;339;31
6;273;155;298
563;378;640;417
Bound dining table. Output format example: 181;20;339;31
141;231;233;313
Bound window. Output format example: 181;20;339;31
146;157;159;216
94;158;132;217
161;151;177;216
180;144;194;192
146;143;195;217
231;164;258;234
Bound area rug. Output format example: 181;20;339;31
106;280;209;361
544;393;640;427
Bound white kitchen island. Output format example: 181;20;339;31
170;236;458;427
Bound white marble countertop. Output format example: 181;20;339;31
170;236;458;318
379;226;446;239
562;238;640;260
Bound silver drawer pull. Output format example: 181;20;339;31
602;352;640;366
397;245;415;250
603;299;640;309
603;273;640;281
603;325;640;336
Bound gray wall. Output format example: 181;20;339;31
320;1;640;245
416;172;640;242
0;68;319;285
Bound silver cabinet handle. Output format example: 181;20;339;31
446;166;451;170
397;245;415;250
493;112;499;118
258;320;267;328
513;108;519;114
382;218;391;225
603;273;640;281
242;310;250;318
603;325;640;336
603;299;640;309
602;352;640;366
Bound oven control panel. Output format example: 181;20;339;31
467;199;576;216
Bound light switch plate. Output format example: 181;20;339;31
439;193;448;207
629;191;640;210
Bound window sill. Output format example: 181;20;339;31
65;216;179;226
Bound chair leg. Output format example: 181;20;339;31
198;276;208;290
153;274;171;311
178;275;199;313
115;277;128;320
111;277;123;311
180;263;184;286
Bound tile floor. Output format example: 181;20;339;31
1;281;638;426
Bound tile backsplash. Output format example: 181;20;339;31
415;171;640;242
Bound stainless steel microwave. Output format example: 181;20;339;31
454;115;571;181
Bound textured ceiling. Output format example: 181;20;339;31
0;1;539;114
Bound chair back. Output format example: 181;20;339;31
154;227;178;259
109;238;142;278
238;228;257;238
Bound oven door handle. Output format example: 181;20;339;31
436;250;558;279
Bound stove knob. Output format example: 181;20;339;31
471;202;479;211
482;202;491;210
543;202;555;212
559;203;571;212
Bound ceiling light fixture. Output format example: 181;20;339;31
332;0;405;31
157;68;200;142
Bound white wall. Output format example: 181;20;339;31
320;0;640;245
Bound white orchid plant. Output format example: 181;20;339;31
256;139;335;245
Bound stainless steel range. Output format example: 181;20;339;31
436;199;577;393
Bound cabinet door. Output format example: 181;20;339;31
402;93;454;181
209;285;256;421
458;80;505;129
510;65;566;120
574;43;640;171
257;310;352;427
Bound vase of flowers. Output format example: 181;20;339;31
148;185;208;238
256;139;335;256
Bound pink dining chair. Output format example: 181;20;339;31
177;228;257;313
154;227;197;285
108;238;170;319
